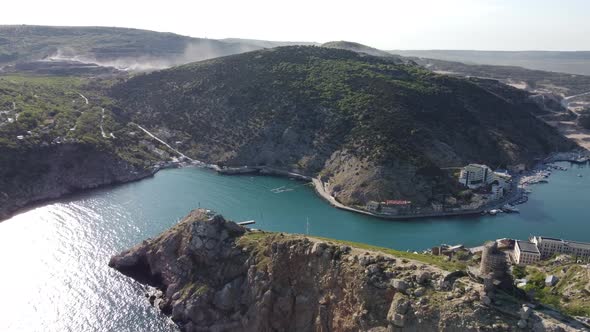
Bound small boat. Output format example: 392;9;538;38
270;186;286;193
489;209;502;215
578;174;583;177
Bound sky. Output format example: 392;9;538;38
2;0;589;51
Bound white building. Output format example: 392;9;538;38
531;236;590;260
514;240;541;265
459;164;492;189
459;164;512;193
491;184;503;200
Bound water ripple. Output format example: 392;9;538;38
0;163;589;331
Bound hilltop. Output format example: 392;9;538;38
112;46;575;208
322;41;405;60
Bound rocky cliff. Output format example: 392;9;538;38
0;143;155;220
109;209;582;331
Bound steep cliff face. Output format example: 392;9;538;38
109;209;580;331
0;143;154;220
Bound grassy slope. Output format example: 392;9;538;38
523;262;590;317
0;74;165;193
238;231;466;272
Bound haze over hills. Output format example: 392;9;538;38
322;41;401;59
390;50;590;75
221;38;319;49
0;25;299;71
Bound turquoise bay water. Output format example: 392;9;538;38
0;162;589;331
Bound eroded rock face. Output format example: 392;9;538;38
0;143;154;220
109;209;583;332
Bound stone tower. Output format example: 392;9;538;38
480;241;507;278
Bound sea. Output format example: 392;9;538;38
1;161;589;331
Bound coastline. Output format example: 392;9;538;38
310;178;487;220
214;150;590;221
3;149;587;223
0;166;160;222
216;165;506;220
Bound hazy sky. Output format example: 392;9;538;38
3;0;589;50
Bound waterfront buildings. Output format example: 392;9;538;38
458;163;512;198
380;200;412;215
364;200;412;215
531;236;590;260
514;240;541;265
513;236;590;265
459;164;493;189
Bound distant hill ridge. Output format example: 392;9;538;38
389;49;590;75
0;25;302;70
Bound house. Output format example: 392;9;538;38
491;184;504;200
514;240;541;265
431;202;443;212
545;275;559;287
492;171;512;188
366;201;380;212
515;278;528;288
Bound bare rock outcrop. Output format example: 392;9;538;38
109;209;584;331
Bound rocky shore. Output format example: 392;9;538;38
109;209;582;331
0;143;158;221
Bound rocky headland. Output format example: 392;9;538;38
109;209;584;331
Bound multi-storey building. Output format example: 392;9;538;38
531;236;590;260
459;164;512;192
514;240;541;265
459;164;492;189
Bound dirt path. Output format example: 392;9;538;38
132;123;193;161
77;92;89;105
100;108;108;138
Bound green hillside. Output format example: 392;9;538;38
112;46;575;206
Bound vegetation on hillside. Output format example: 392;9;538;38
0;74;170;189
113;46;574;205
516;258;590;317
